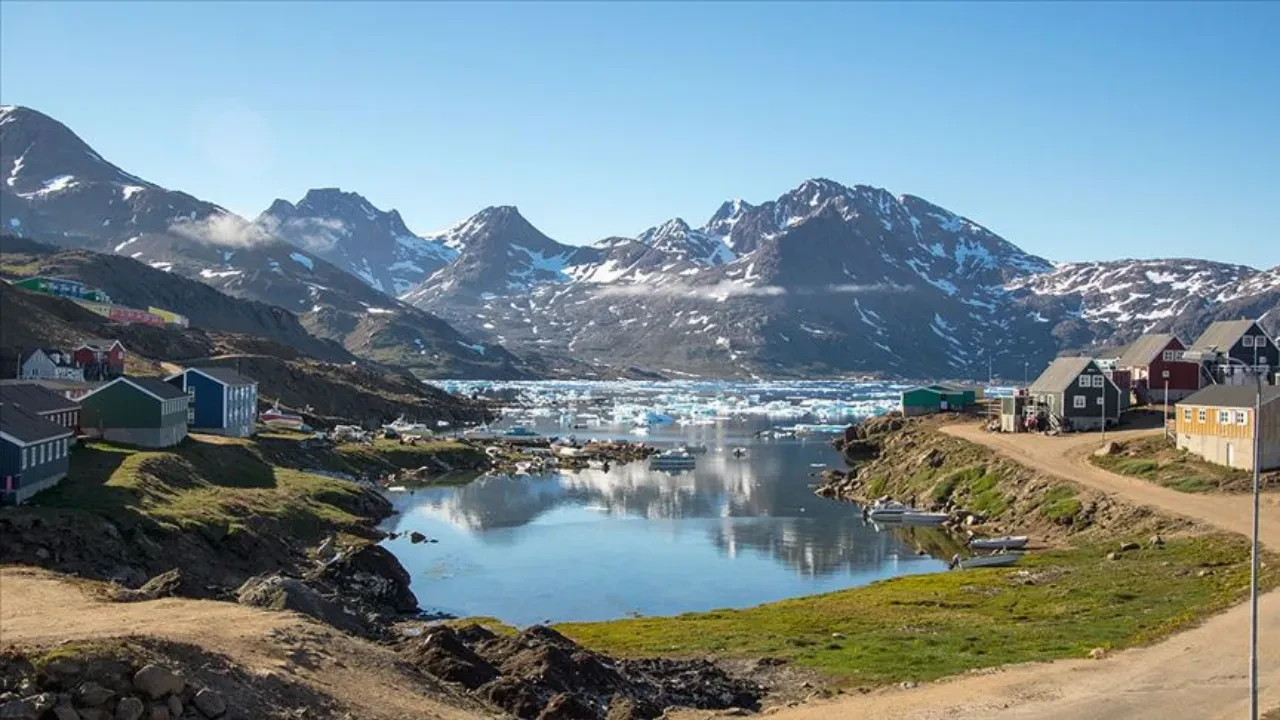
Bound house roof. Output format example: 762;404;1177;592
75;340;124;352
1180;384;1280;409
0;403;73;445
82;376;188;404
1116;334;1179;369
0;384;80;414
20;348;78;368
1029;357;1096;393
1190;320;1259;352
186;366;256;387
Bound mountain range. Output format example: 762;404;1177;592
2;103;1276;380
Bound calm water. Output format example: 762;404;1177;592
381;404;951;626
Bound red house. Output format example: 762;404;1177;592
73;341;126;380
1115;333;1202;405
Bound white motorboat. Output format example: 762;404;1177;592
385;416;435;437
865;499;910;521
900;511;949;526
649;448;697;470
952;552;1024;570
969;535;1029;550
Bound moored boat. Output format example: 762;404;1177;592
649;448;697;470
900;511;949;526
950;552;1024;570
968;535;1029;550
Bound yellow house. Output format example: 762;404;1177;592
147;306;190;328
1175;384;1280;471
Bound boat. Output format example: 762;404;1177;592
731;446;748;458
968;535;1029;550
649;448;697;470
385;416;435;437
865;499;910;521
260;404;305;430
951;552;1024;570
503;426;539;437
683;443;709;455
900;511;949;526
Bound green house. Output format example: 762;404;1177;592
80;376;189;448
900;384;974;417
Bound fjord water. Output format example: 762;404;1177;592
381;382;949;626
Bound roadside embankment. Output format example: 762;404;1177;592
1089;434;1280;493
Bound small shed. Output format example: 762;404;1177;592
80;376;189;448
900;384;973;417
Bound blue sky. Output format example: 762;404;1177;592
2;2;1277;268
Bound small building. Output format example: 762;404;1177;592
1188;319;1278;385
20;348;85;382
1115;333;1202;405
148;306;190;328
107;306;166;328
1175;385;1280;471
80;376;189;448
72;341;126;380
0;403;74;505
0;383;82;434
14;276;111;303
1027;357;1121;432
899;384;974;417
166;367;258;438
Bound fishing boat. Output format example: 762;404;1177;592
260;404;305;430
900;511;949;526
649;448;697;470
968;535;1029;550
951;552;1024;570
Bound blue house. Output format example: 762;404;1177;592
1;402;74;505
166;367;258;438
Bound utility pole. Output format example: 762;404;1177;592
1249;364;1262;720
1163;378;1170;439
1100;377;1106;441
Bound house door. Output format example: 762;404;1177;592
1226;443;1235;467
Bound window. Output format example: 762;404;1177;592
1256;336;1269;349
1199;409;1207;422
1243;336;1254;348
1078;376;1090;388
1236;411;1248;425
1183;408;1192;421
1097;396;1104;405
1218;410;1232;424
1074;395;1087;409
21;448;27;471
1092;375;1105;388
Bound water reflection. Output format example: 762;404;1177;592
382;427;949;625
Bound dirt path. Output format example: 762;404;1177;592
688;424;1280;720
0;567;492;719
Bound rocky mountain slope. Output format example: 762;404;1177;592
257;189;457;296
0;105;531;379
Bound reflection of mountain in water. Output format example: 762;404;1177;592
397;442;850;532
707;518;907;578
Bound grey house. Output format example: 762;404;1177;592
1028;357;1122;432
1189;319;1278;385
1;403;74;505
19;348;85;382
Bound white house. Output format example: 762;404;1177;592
20;349;85;382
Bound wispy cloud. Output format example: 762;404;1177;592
170;212;271;248
593;281;910;300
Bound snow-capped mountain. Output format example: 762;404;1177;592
256;189;457;296
0;105;533;379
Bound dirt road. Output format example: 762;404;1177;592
696;424;1280;720
0;567;492;719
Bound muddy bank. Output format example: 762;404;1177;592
405;624;761;719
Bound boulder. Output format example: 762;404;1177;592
114;697;144;720
315;544;418;616
406;628;499;690
236;574;369;636
1106;552;1121;561
409;532;427;544
191;689;225;718
1094;441;1120;457
1150;534;1165;547
166;696;182;718
1088;647;1107;660
536;693;597;720
147;706;169;720
112;570;190;603
1119;542;1140;553
53;704;81;720
133;665;184;700
74;683;115;708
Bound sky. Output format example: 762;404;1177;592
1;2;1277;268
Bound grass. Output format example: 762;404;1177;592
32;436;373;538
559;534;1273;686
1039;484;1083;525
1089;436;1271;493
927;465;1010;517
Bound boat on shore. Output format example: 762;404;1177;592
384;416;435;437
649;448;697;470
969;535;1029;550
899;511;949;526
950;552;1024;570
260;404;305;430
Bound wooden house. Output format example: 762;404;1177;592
899;384;974;417
0;403;73;505
1027;357;1121;432
72;341;126;380
1115;333;1202;405
0;383;82;435
1175;384;1280;471
80;376;189;448
166;367;258;438
1188;319;1278;385
20;348;85;382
